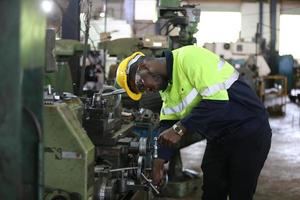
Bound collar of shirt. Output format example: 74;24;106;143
162;50;173;84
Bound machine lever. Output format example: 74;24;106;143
101;89;125;97
153;137;158;159
141;173;160;194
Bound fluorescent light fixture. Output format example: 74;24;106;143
99;12;105;18
153;42;162;47
41;0;54;13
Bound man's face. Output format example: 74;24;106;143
135;63;168;93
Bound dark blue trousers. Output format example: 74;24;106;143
201;120;272;200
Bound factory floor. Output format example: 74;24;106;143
156;102;300;200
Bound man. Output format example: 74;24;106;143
116;45;272;200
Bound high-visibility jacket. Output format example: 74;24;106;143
160;45;239;120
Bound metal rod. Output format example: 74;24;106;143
270;0;278;74
104;0;108;32
141;173;160;194
109;166;138;172
101;89;125;97
259;0;263;36
80;0;92;95
103;0;108;79
153;137;158;159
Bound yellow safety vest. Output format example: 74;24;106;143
160;45;239;120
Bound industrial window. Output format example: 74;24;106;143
134;0;157;21
195;12;241;46
279;14;300;59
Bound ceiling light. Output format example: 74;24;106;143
41;0;54;13
99;12;105;18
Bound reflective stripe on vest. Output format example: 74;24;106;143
162;88;199;115
201;70;239;97
162;70;239;115
218;58;225;71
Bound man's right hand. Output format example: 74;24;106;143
152;158;166;187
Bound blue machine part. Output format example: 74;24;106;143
278;55;294;91
133;122;159;143
133;122;159;167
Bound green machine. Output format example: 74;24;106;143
43;29;94;200
43;90;95;200
42;36;158;200
98;37;169;60
44;37;88;93
158;0;200;49
98;1;202;197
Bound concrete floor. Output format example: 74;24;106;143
158;102;300;200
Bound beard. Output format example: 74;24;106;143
151;73;169;91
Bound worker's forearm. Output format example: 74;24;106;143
157;120;177;161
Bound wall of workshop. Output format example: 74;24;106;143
198;1;300;60
83;1;300;74
197;2;280;49
240;2;279;49
85;17;133;46
130;2;281;50
82;0;133;47
86;1;300;50
279;2;300;60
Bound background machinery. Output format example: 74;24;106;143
95;0;202;198
42;24;161;199
43;84;160;200
0;0;200;199
157;0;201;49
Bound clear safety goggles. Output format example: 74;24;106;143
135;70;145;92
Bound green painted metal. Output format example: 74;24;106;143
98;38;143;59
64;97;84;124
44;40;89;93
21;1;46;199
55;39;87;57
98;38;167;60
43;100;94;200
45;190;71;200
0;0;45;199
0;1;23;199
159;0;181;7
44;62;74;93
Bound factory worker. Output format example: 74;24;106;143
116;45;272;200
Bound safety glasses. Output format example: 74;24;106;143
135;70;146;92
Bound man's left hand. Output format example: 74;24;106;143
158;127;182;148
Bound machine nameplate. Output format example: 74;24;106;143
45;147;83;160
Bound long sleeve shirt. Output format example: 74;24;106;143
158;50;270;161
